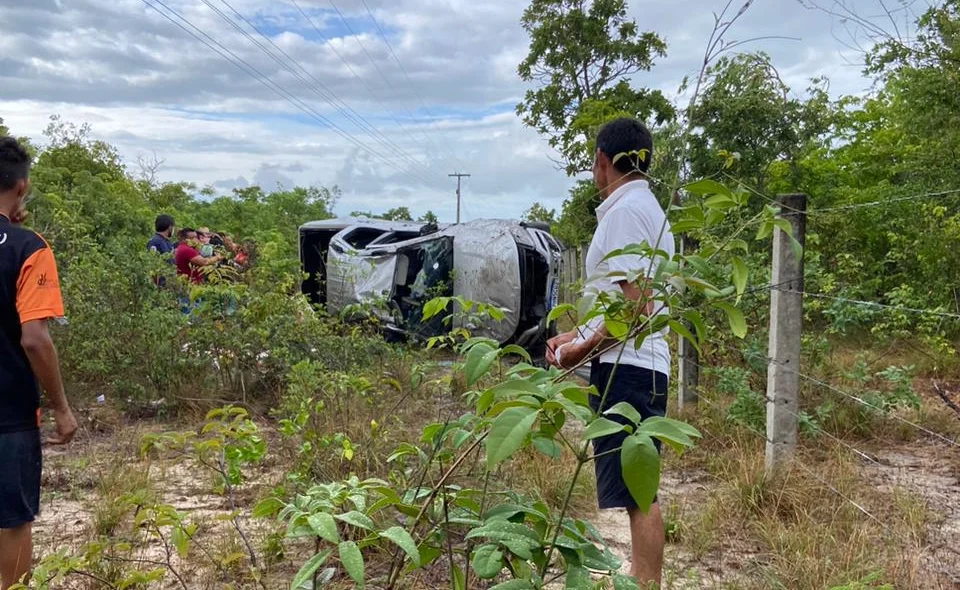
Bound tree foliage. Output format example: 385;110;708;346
522;202;557;225
516;0;675;175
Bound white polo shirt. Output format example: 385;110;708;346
576;179;675;375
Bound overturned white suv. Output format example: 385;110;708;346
299;217;563;353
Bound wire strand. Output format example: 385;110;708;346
814;188;960;213
693;391;886;524
718;343;960;447
205;0;437;184
794;290;960;320
356;0;468;173
140;0;429;185
288;0;455;176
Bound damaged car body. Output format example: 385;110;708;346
299;218;563;352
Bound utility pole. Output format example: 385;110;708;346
448;172;470;223
765;193;807;477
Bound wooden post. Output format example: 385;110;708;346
678;235;699;409
765;193;807;476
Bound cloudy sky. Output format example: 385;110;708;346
0;0;915;221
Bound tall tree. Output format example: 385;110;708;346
381;207;413;221
516;0;675;175
687;52;834;190
523;202;557;225
418;210;439;224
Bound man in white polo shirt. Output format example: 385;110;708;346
546;117;674;587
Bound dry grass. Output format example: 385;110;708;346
657;380;958;590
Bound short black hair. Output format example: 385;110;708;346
178;227;196;241
0;136;31;192
596;117;654;176
155;214;175;233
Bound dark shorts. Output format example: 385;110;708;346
589;361;668;510
0;428;42;529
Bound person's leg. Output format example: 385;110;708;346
0;429;42;590
627;503;664;588
0;524;32;589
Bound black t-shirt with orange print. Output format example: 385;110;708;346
0;214;65;433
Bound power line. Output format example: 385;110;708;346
814;188;960;213
202;0;436;184
140;0;427;185
687;352;882;466
796;290;960;320
694;394;885;524
722;344;959;448
355;0;468;172
287;0;452;177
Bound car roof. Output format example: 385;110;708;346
299;217;432;232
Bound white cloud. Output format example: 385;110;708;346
0;0;908;223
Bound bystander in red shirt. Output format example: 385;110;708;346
174;242;205;284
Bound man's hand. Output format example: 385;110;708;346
546;331;577;366
552;338;592;369
46;405;78;445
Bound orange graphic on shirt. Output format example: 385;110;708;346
17;247;65;324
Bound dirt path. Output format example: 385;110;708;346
587;440;960;590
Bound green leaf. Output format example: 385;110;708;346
682;310;707;344
565;565;592;590
683;178;732;197
532;436;562;458
476;387;496;415
452;564;466;590
613;573;642;590
500;344;533;363
380;526;420;566
290;549;332;590
704;193;738;210
470;544;504;579
620;434;661;514
333;511;375;532
548;303;576;323
583;417;628;440
489;580;534;590
575;292;597;322
338;541;364;588
670;219;703;234
502;538;534;559
486;407;539;469
251;497;283;519
422;297;450;321
756;219;774;241
667;320;701;355
604;316;630;340
464;343;499;387
637;417;699;454
712;301;747;338
171;526;189;558
308;512;340;544
772;217;794;237
731;256;748;299
580;542;621;571
604;402;642;427
466;520;541;544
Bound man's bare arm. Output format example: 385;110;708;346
21;319;76;444
579;280;655;351
189;254;222;266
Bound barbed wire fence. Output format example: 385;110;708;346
557;189;960;583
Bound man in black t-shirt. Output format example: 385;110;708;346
0;137;77;590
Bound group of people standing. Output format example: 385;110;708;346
1;117;675;589
147;214;251;284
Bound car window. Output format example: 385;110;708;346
342;227;388;249
370;231;422;246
